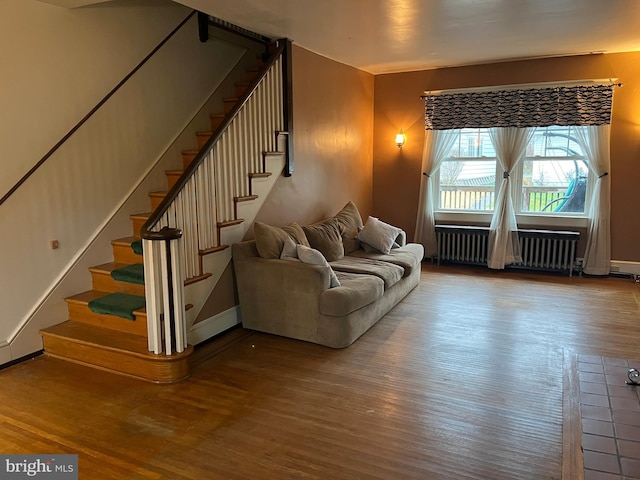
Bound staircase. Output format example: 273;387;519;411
40;41;290;383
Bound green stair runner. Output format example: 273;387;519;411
111;263;144;285
131;239;143;256
88;292;145;321
91;240;145;320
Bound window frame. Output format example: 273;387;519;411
433;127;591;228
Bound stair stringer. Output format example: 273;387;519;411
184;152;286;343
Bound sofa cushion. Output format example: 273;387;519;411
334;201;364;254
330;256;403;289
319;271;383;316
349;243;424;277
357;216;403;254
297;245;340;288
302;218;344;262
254;221;309;259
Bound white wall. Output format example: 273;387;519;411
0;0;188;197
0;0;248;361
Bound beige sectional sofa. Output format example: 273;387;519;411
232;202;424;348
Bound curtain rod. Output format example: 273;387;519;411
420;78;622;98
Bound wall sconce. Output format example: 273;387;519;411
395;129;406;148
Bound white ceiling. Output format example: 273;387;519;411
179;0;640;74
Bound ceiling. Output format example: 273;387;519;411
179;0;640;74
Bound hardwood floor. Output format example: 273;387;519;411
1;264;639;479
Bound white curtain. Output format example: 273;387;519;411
573;125;611;275
487;127;535;269
414;129;460;257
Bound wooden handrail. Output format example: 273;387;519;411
0;11;196;209
141;39;291;241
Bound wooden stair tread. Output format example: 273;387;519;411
112;237;143;264
218;219;244;228
165;169;183;175
112;236;140;246
182;149;199;155
88;262;215;287
65;290;146;315
234;195;258;203
64;290;146;336
198;245;229;256
196;132;212;148
263;151;283;157
209;114;225;127
249;172;272;179
66;290;112;304
42;321;156;357
185;273;213;286
130;212;151;220
90;263;145;297
149;191;167;197
88;262;135;275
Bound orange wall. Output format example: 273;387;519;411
373;53;640;262
252;45;375;228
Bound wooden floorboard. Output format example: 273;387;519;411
1;263;639;479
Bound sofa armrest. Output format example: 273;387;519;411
396;230;407;247
233;253;332;341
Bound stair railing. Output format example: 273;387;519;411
141;39;291;355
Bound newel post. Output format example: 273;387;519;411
142;226;187;355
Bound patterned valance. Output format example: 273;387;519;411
424;84;615;130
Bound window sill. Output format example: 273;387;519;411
434;211;588;229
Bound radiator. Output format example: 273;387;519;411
435;225;579;276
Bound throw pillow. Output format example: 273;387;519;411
302;218;344;262
357;216;403;255
254;221;309;259
282;222;310;247
280;237;299;260
296;245;341;288
333;201;364;254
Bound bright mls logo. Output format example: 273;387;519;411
0;455;77;479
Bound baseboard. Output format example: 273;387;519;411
610;260;640;276
187;306;241;346
0;342;11;365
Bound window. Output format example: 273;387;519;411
437;126;589;216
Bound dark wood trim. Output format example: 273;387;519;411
0;11;196;209
281;38;295;176
0;350;43;371
142;226;182;241
205;15;271;45
197;11;209;42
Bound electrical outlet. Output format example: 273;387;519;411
50;240;59;250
